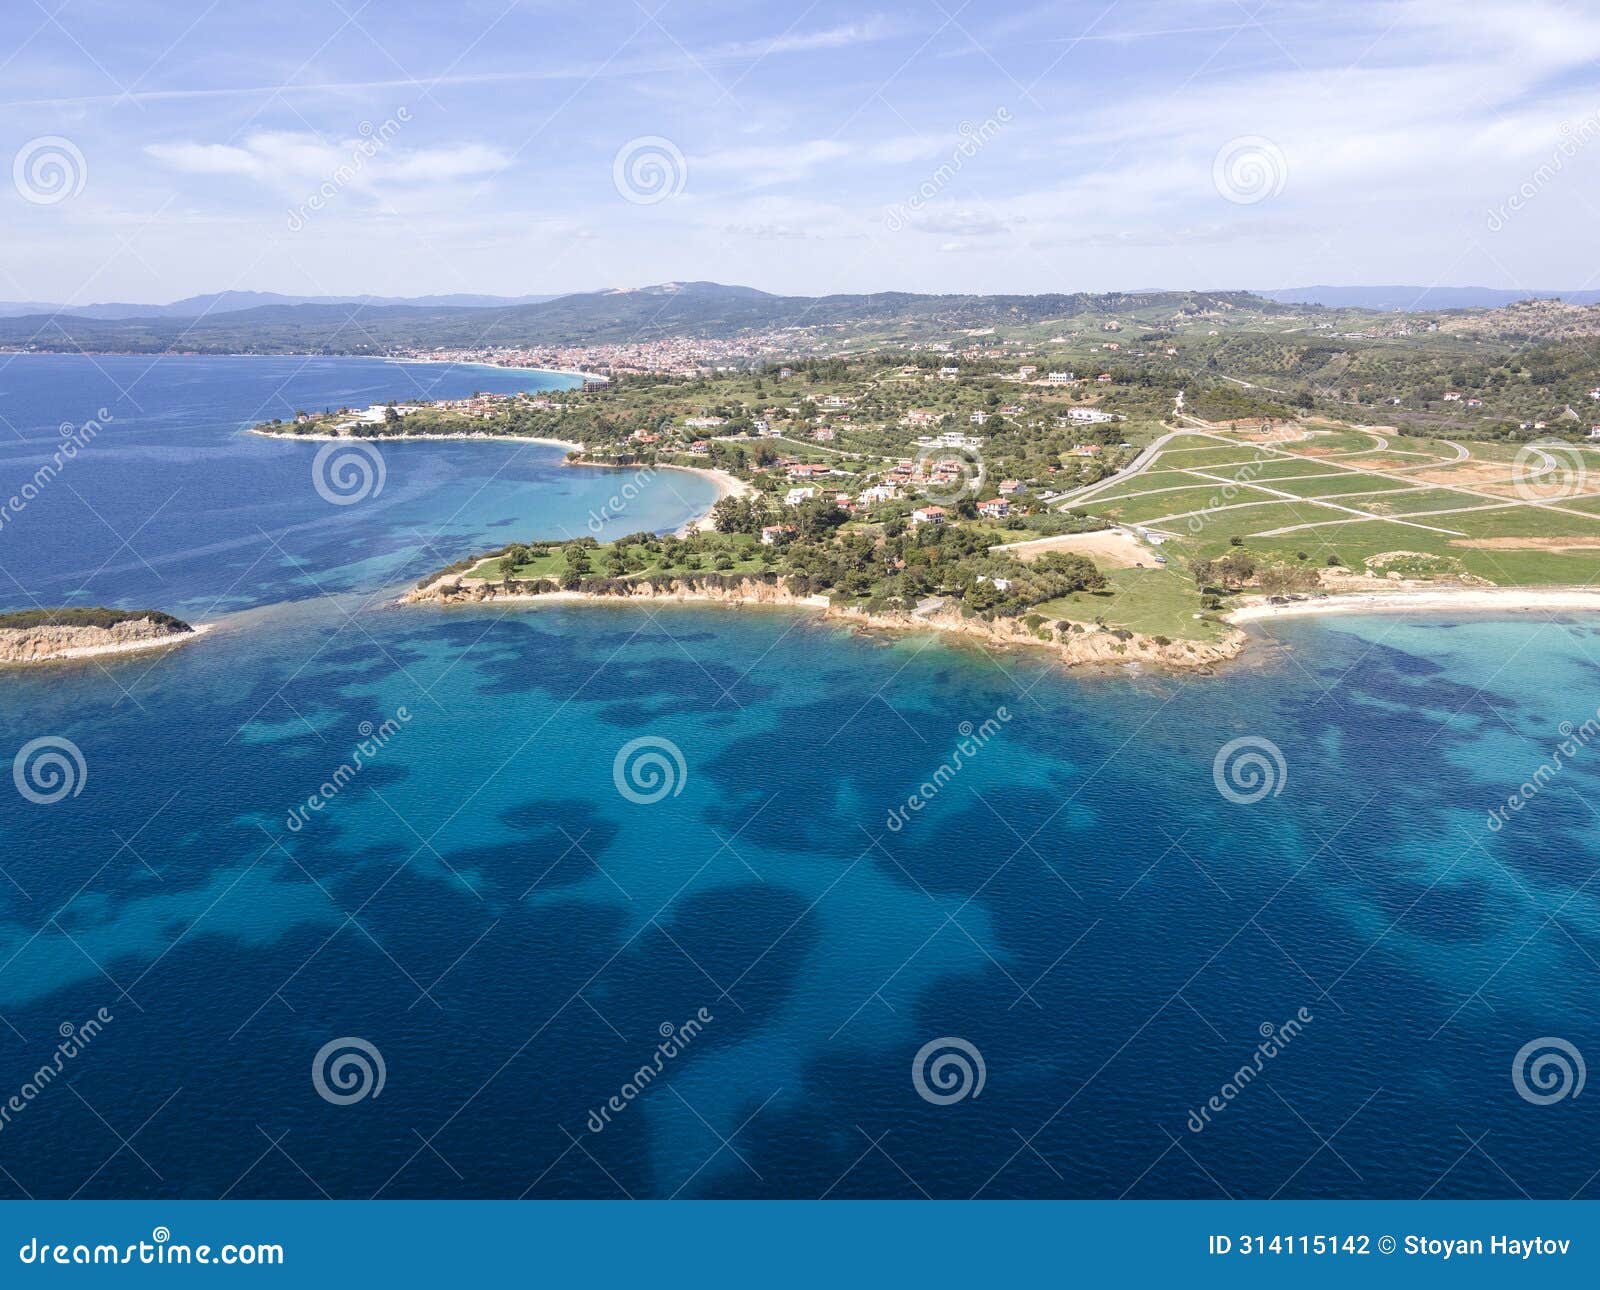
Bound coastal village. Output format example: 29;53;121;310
257;336;1600;670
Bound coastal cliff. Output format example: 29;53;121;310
0;612;197;664
402;575;1246;671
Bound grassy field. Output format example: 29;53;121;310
1069;423;1600;588
1036;565;1227;642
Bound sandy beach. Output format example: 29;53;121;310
670;466;754;534
249;427;584;452
1227;587;1600;623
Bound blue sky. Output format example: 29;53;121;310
3;0;1599;303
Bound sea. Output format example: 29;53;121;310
0;354;1595;1199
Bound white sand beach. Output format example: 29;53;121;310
1227;587;1600;623
671;466;755;534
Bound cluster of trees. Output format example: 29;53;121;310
751;520;1106;615
1191;545;1322;595
490;514;1109;620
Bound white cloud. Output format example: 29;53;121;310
144;131;511;201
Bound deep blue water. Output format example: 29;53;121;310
0;353;711;617
1;356;1597;1199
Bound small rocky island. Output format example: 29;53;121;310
0;608;200;664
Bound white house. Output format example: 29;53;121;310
910;506;947;525
785;487;816;506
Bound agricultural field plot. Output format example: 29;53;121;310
1087;468;1216;498
1351;489;1512;515
1095;486;1289;523
1072;424;1600;587
1213;459;1365;482
1147;440;1278;464
1213;472;1423;499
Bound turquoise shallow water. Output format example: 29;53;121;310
0;357;1597;1198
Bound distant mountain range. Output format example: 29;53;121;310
1260;285;1600;310
8;279;1599;356
0;289;566;321
0;281;1273;354
11;282;1600;327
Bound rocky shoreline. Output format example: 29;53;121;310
401;574;1247;672
0;616;204;664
